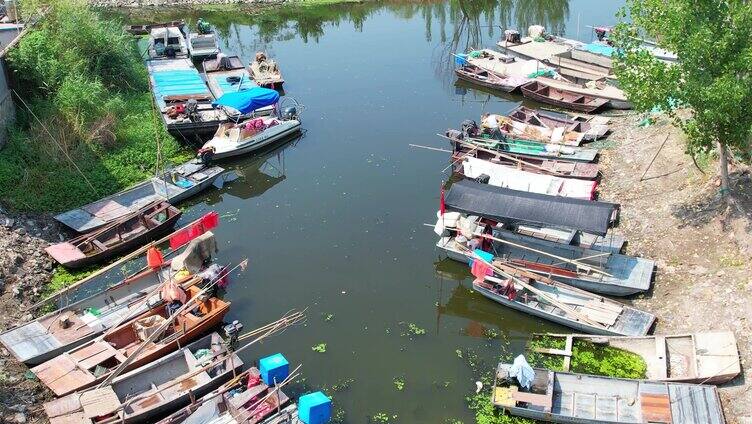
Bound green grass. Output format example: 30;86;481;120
0;1;192;213
527;335;647;379
0;92;192;213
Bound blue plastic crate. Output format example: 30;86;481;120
259;353;289;385
299;391;332;424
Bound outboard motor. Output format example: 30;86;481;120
185;99;200;122
223;320;244;350
197;147;215;165
281;106;298;121
504;29;521;44
461;119;479;138
445;129;463;140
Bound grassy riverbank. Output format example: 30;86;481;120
0;0;191;213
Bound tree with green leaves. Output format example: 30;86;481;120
610;0;752;196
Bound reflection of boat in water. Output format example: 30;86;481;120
204;133;303;203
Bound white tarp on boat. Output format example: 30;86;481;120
462;157;596;200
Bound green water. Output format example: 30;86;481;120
117;1;626;421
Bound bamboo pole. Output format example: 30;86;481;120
28;213;215;311
479;233;612;278
97;312;305;423
437;134;569;177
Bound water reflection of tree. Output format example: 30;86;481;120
114;0;569;65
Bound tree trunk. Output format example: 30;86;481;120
717;140;730;196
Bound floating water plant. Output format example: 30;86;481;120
527;335;647;379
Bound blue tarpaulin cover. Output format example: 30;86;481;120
582;42;615;57
213;87;279;114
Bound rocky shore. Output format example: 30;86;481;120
0;210;61;424
90;0;283;9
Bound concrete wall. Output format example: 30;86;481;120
0;58;15;149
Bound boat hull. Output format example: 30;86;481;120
520;81;608;113
34;297;230;397
209;121;302;160
454;68;520;93
49;209;182;269
0;266;173;365
474;283;623;336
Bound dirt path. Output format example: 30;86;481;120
598;113;752;424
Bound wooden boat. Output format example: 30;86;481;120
459;156;598;200
148;26;189;60
447;130;598;163
506;105;610;141
535;76;632;110
454;64;527;93
32;284;231;397
46;202;182;268
44;332;243;424
125;21;185;36
55;159;223;233
520;80;609;113
570;43;614;69
489;114;585;147
260;405;303;424
203;54;275;117
249;51;284;89
147;58;228;141
436;244;655;335
0;265;197;366
464;49;552;80
450;144;600;180
548;50;613;81
438;229;652;297
158;368;291;423
492;363;725;423
535;332;741;385
204;55;257;97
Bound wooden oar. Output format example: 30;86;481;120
27;213;215;312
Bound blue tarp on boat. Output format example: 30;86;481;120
208;73;257;96
582;43;615;57
213;87;280;114
152;69;210;99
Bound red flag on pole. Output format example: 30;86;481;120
439;183;446;216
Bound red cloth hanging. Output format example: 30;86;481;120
247;374;262;389
471;259;492;284
146;247;164;269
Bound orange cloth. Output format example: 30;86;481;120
161;280;187;304
147;247;164;269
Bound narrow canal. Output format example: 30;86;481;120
127;0;625;421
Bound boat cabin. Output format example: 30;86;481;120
149;26;188;59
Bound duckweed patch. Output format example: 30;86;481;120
527;335;647;379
